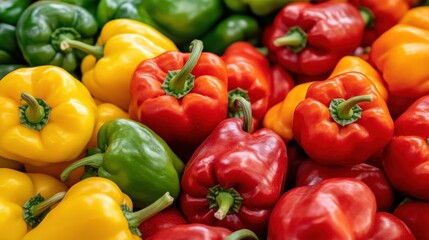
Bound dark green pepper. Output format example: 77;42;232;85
39;0;100;15
223;0;287;16
60;118;185;209
0;0;31;25
95;0;224;45
16;1;99;73
0;64;27;79
201;14;261;55
0;23;26;64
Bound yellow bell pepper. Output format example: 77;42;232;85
399;6;429;31
0;168;68;240
0;65;97;166
23;177;173;240
262;82;313;143
60;19;178;111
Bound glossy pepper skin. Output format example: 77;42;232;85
267;178;377;240
201;15;261;55
0;0;31;25
95;0;224;46
0;23;25;64
146;223;258;240
382;96;429;200
66;19;177;111
0;66;97;166
292;72;394;165
265;2;364;77
368;212;416;240
129;40;228;157
223;0;287;16
23;177;174;240
0;168;68;240
138;206;188;239
40;0;100;15
263;81;313;143
393;200;429;240
221;41;271;128
267;64;295;109
61;118;184;209
16;1;98;73
296;158;394;211
180;98;287;236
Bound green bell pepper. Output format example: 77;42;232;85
16;1;99;73
201;14;261;55
0;64;26;79
95;0;224;45
223;0;287;16
39;0;100;15
0;0;31;25
60;118;185;209
0;23;25;64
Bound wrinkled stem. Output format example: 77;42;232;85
21;92;45;124
61;39;104;60
273;26;307;52
60;153;104;182
224;229;259;240
337;95;372;119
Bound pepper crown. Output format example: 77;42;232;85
207;185;243;220
19;92;51;131
273;26;307;53
329;94;373;126
23;192;66;228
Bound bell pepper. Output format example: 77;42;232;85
95;0;224;46
39;0;100;15
393;199;429;240
328;56;388;102
146;223;258;240
60;118;184;208
292;72;394;165
267;178;377;240
263;81;313;143
369;24;429;118
267;64;295;109
201;15;261;55
61;18;177;111
0;65;97;166
368;212;416;240
382;95;429;200
129;39;228;160
180;97;287;236
222;41;271;128
296;158;394;211
16;1;99;73
0;23;25;64
138;206;188;239
223;0;287;16
0;0;31;25
399;5;429;30
284;140;308;191
23;177;174;240
265;2;364;77
0;168;68;240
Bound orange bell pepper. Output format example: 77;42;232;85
329;56;388;101
399;6;429;30
262;82;313;143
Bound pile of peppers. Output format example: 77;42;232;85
2;0;429;239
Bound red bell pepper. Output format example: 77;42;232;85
138;206;188;239
221;41;271;128
296;158;394;211
393;199;429;240
146;223;258;240
267;178;377;240
265;2;364;77
382;95;429;200
180;97;287;236
267;64;295;109
368;212;416;240
292;72;394;165
129;39;228;160
284;140;308;191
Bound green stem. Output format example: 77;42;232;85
60;38;104;60
23;192;66;228
214;192;235;220
21;92;45;123
224;229;259;240
207;185;243;220
273;26;307;53
359;7;375;28
161;39;203;98
60;152;104;182
123;192;174;237
329;94;373;126
228;90;253;133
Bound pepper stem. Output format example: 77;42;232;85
329;94;373;126
359;7;374;28
224;229;259;240
228;90;253;133
23;192;66;228
19;92;51;131
207;185;243;220
161;39;203;98
60;39;104;60
123;192;174;237
60;152;104;182
273;26;307;53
